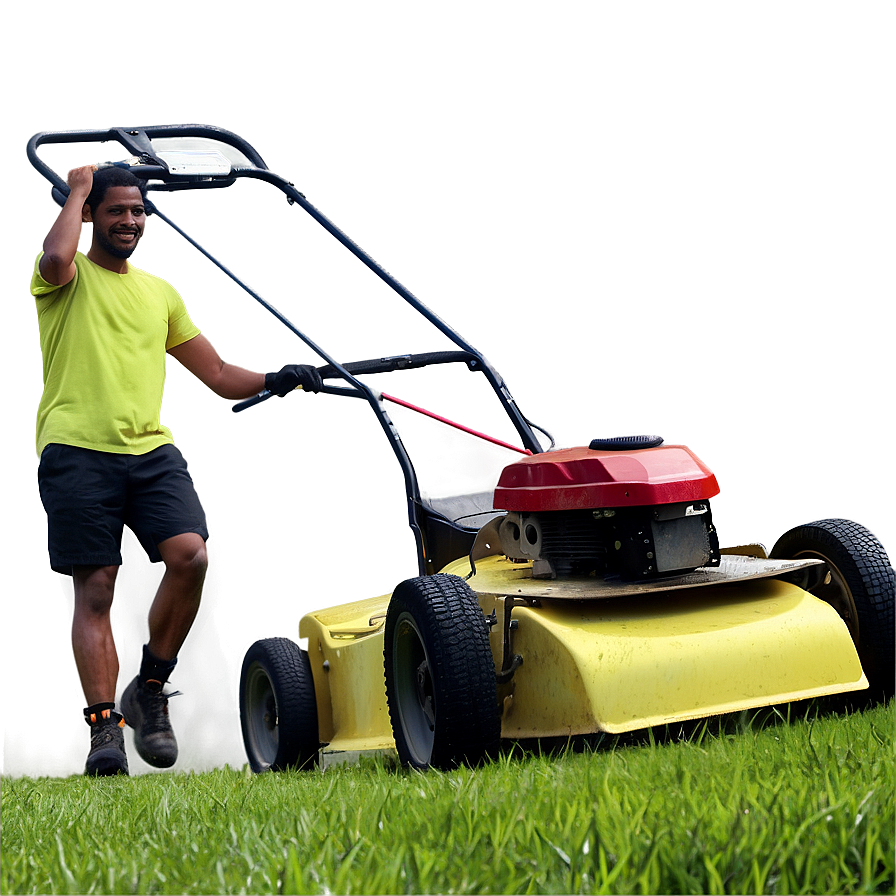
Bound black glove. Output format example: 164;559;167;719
264;364;323;397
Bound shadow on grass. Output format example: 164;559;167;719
503;691;893;762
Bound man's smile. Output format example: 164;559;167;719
109;228;141;248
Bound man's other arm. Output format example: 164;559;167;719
168;334;266;400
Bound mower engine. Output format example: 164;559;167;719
493;437;722;580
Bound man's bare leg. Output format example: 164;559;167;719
72;564;120;705
73;564;129;775
121;532;207;769
147;532;208;661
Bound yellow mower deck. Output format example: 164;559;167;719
299;555;866;761
465;559;866;736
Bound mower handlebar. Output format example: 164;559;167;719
315;350;479;379
25;124;267;202
231;351;482;413
30;123;547;471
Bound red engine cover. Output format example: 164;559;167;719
494;445;720;512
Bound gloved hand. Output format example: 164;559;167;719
264;364;324;397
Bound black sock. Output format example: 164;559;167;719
84;702;116;724
139;644;177;688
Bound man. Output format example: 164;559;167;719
32;164;321;776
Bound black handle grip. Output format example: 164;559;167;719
316;351;477;379
232;390;273;413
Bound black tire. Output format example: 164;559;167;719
384;574;500;770
771;519;895;700
239;637;319;772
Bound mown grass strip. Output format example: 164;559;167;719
2;699;893;895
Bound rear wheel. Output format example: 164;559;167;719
771;519;895;700
384;574;500;769
239;637;319;772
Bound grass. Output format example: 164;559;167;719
2;699;893;895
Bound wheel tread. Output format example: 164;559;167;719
239;637;319;772
385;574;500;769
772;518;894;699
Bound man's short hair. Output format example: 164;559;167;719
86;167;149;213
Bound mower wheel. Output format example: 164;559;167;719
771;519;895;700
239;637;319;772
384;574;500;770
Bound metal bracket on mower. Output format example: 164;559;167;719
496;598;526;685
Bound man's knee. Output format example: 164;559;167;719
73;565;119;615
160;533;208;583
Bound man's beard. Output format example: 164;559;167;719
96;229;139;259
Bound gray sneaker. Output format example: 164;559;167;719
85;709;129;777
121;676;180;768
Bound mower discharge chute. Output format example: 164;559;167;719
29;126;895;772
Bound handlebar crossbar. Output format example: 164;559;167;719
232;351;482;413
316;351;479;380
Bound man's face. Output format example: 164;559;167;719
86;186;147;259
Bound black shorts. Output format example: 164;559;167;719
38;443;209;575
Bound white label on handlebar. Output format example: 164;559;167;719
156;150;232;176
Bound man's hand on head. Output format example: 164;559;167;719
40;165;99;286
67;165;97;201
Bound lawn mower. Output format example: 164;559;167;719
28;125;895;772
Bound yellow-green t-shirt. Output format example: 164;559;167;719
31;251;201;456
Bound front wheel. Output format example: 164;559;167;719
384;574;500;770
771;518;895;700
239;637;319;772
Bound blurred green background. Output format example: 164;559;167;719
0;0;896;774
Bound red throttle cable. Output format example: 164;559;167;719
380;392;532;456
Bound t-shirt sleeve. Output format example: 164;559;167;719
165;288;201;350
31;252;76;298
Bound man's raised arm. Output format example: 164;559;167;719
39;165;96;286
